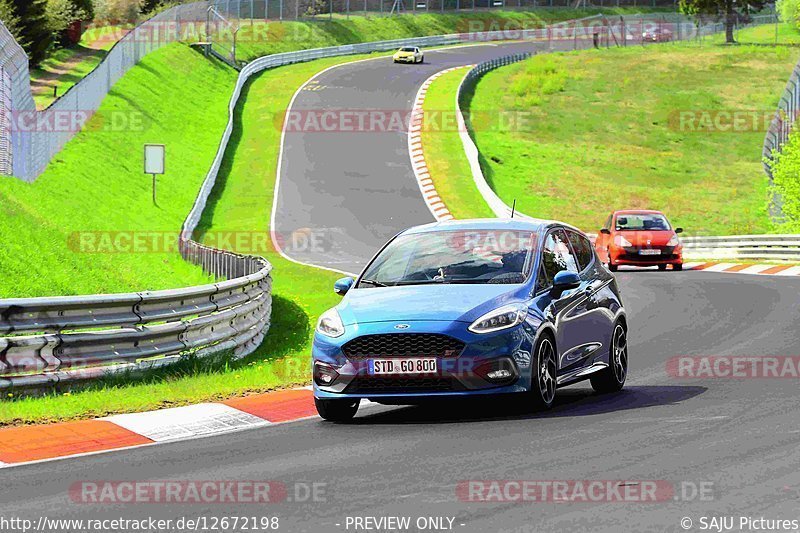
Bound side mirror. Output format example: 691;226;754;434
550;270;581;298
675;227;683;234
334;277;355;296
600;228;611;235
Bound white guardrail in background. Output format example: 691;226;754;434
0;15;612;390
0;14;792;390
456;53;800;263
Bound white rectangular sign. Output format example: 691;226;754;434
144;144;165;175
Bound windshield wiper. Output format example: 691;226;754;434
359;279;389;287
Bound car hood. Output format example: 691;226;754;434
617;230;675;246
395;51;413;56
337;283;527;325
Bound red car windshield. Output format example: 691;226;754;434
615;214;671;231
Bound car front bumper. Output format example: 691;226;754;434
610;246;682;266
312;319;535;401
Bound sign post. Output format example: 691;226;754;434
144;144;165;206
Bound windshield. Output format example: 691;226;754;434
615;213;671;231
359;230;536;287
399;47;415;52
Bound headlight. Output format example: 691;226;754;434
316;308;344;338
667;234;680;247
468;303;528;334
614;235;633;247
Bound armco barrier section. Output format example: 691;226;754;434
186;12;740;239
0;8;775;182
0;246;272;389
682;235;800;262
0;14;782;389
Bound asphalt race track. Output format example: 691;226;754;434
2;44;800;531
274;41;553;273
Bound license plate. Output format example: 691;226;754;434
369;358;438;375
638;249;662;256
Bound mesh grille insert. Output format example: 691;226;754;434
342;334;464;360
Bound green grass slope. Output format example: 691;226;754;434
0;44;238;297
233;9;673;60
420;66;494;219
466;43;797;235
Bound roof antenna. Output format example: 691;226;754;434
511;199;517;219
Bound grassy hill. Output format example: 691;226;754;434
464;42;797;235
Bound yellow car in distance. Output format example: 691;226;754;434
393;46;424;64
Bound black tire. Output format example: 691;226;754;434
591;322;628;394
609;263;618;272
315;397;359;422
530;333;557;410
658;264;667;271
673;263;683;271
419;56;424;63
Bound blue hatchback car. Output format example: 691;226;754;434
312;219;628;421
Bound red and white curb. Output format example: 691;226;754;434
0;388;378;468
408;66;474;223
683;262;800;276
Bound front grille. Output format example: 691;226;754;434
345;376;465;394
342;334;465;360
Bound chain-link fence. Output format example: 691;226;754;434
0;2;779;182
0;2;209;182
763;60;800;179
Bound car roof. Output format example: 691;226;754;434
400;217;580;236
614;209;665;215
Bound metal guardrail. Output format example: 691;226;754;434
456;53;536;219
0;14;677;390
0;13;786;389
681;235;800;261
0;245;272;389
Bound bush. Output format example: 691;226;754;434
0;0;21;40
92;0;143;23
47;0;92;45
777;0;800;26
9;0;53;66
508;58;569;108
770;130;800;231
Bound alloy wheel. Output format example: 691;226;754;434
538;338;557;404
612;325;628;383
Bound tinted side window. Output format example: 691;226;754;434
603;214;612;230
567;231;594;271
542;229;579;282
535;264;550;294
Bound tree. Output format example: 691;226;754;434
0;0;21;41
679;0;766;43
8;0;53;66
47;0;93;45
777;0;800;27
93;0;144;23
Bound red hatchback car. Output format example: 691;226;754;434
595;210;683;272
